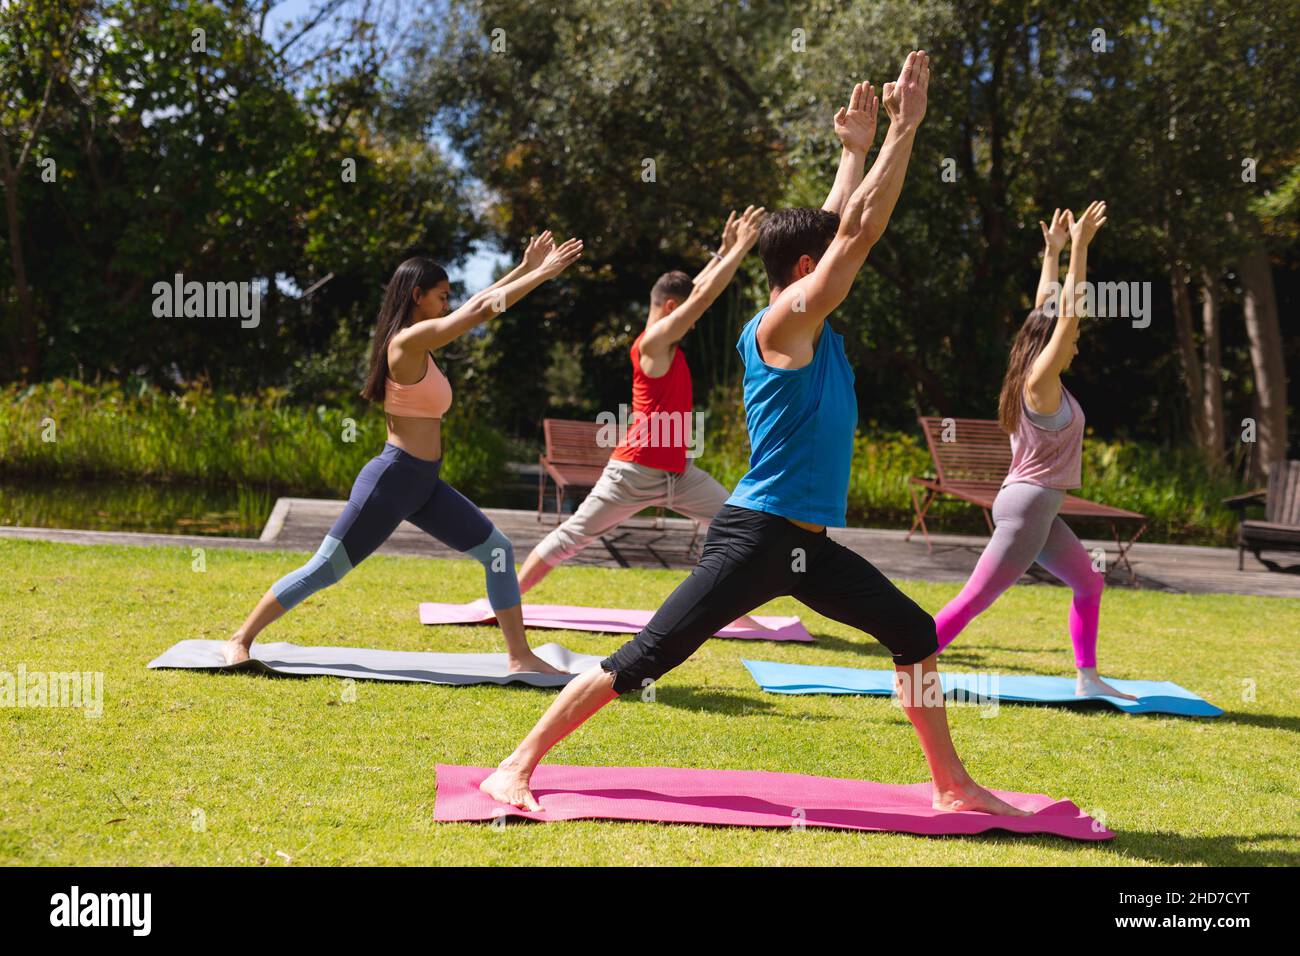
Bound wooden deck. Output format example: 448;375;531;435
4;497;1299;598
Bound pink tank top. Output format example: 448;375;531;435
384;352;452;419
1003;387;1084;490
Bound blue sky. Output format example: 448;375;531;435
265;0;507;290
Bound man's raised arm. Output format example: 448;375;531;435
641;205;766;362
767;51;930;345
692;210;738;286
822;81;879;216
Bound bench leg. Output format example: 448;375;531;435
982;508;994;534
1108;521;1145;585
536;467;546;523
1106;524;1128;584
907;487;936;552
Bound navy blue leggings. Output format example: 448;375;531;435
272;443;520;611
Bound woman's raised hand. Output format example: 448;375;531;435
1040;208;1069;253
539;237;584;278
521;230;555;271
1067;201;1107;247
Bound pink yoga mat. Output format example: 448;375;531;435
419;599;813;642
434;764;1113;841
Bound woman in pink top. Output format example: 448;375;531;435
933;202;1134;699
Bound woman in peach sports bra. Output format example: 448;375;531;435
225;233;583;673
932;202;1136;700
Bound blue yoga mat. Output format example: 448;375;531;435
741;660;1222;717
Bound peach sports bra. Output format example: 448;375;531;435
384;352;452;419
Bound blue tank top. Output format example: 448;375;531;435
725;307;858;526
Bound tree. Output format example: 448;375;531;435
0;0;481;393
1089;1;1300;473
418;0;791;433
0;0;90;377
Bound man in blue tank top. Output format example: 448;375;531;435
480;52;1027;819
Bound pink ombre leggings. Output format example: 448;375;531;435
934;482;1104;668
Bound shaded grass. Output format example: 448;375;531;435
1;538;1296;866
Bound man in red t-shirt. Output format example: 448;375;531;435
516;207;765;623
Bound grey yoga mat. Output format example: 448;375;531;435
147;639;603;688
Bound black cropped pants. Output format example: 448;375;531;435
601;505;938;694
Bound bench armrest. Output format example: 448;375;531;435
1221;489;1267;513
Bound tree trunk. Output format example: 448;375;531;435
1239;244;1289;481
1199;267;1226;465
1170;261;1207;453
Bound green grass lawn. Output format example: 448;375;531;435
1;538;1297;866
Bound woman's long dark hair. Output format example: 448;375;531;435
360;257;449;404
997;307;1057;434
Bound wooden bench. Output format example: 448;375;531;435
907;416;1147;582
536;417;702;556
537;418;612;520
1223;460;1300;572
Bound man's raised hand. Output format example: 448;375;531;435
732;205;766;251
834;81;879;154
881;50;930;129
717;210;739;254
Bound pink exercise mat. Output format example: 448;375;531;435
433;764;1114;841
419;599;813;642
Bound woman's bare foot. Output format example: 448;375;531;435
1077;669;1138;700
933;779;1032;816
479;760;543;811
507;650;567;676
728;614;768;631
223;636;251;666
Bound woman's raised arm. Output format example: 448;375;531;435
394;236;583;355
1035;208;1068;309
1028;201;1107;402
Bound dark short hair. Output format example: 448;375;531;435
758;207;840;287
650;270;694;306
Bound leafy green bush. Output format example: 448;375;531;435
0;380;506;501
695;395;1249;545
0;380;1247;544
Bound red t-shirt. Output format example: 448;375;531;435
611;331;694;474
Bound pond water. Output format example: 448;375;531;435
0;477;279;538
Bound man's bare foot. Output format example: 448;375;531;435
479;761;543;811
223;636;251;666
507;650;567;676
728;614;767;631
933;779;1032;816
1077;673;1138;700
